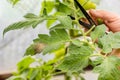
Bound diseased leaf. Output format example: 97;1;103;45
35;29;70;54
93;56;120;80
98;32;120;53
24;44;36;56
25;43;45;56
36;34;50;44
57;44;93;72
90;24;106;40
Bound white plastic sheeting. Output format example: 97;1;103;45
98;0;120;14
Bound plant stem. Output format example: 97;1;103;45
65;73;72;80
85;25;95;36
74;73;79;80
90;53;103;57
52;71;65;76
71;0;87;41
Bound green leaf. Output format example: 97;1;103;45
47;19;56;28
93;56;120;80
90;24;106;40
56;2;72;15
8;0;20;5
24;13;38;19
40;1;55;15
7;69;29;80
68;44;93;56
27;68;40;80
98;32;120;53
3;16;45;36
72;39;83;47
8;70;29;80
17;56;35;73
43;8;47;16
3;21;34;35
112;32;120;48
24;43;45;56
36;29;70;54
57;15;73;29
57;54;89;72
50;24;69;30
7;76;25;80
24;44;36;56
28;62;53;80
57;44;93;72
46;11;66;28
91;56;104;66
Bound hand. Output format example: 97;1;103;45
89;9;120;32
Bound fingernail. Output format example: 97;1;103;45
91;9;96;12
89;9;96;15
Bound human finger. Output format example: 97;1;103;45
89;9;119;22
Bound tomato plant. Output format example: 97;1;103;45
4;0;120;80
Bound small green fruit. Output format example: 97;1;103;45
78;0;85;5
83;1;96;10
54;47;65;58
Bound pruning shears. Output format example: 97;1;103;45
70;0;97;29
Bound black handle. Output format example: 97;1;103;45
74;0;97;27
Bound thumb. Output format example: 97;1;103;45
89;9;119;22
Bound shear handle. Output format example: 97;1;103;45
69;15;92;29
74;0;97;27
